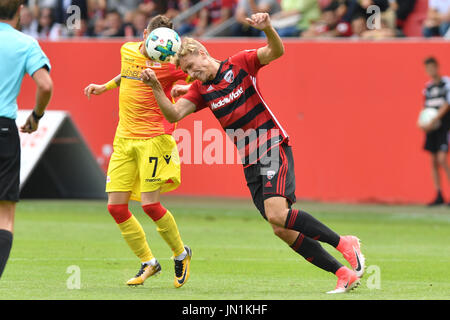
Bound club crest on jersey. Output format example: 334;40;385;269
224;70;234;83
267;170;276;180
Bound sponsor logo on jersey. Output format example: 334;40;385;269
211;87;244;110
146;60;162;68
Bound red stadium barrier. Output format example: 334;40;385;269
17;39;450;204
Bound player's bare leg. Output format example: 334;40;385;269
106;191;159;285
141;190;191;288
0;201;15;232
0;201;15;278
429;153;444;206
437;151;450;185
264;197;363;292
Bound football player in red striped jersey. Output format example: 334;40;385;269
141;13;365;294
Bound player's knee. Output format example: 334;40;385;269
107;204;131;224
271;224;289;239
142;202;167;221
265;208;286;226
437;155;447;167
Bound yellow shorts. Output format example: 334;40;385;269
106;134;181;201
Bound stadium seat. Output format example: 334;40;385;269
402;0;428;37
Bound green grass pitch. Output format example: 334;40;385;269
1;197;449;300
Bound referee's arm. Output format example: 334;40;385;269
20;67;53;133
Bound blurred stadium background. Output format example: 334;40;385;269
5;0;450;300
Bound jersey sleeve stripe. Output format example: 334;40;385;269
250;76;289;139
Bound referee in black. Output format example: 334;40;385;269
419;57;450;206
0;0;53;278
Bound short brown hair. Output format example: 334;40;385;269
424;56;439;66
0;0;22;20
147;14;173;32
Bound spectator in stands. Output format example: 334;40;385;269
106;0;141;22
99;9;125;37
423;0;450;37
232;0;280;36
350;12;367;37
194;0;235;36
19;5;39;38
53;0;88;26
361;16;398;38
87;14;106;37
72;16;89;37
341;0;390;22
270;0;321;37
174;0;198;36
161;0;187;19
138;0;183;17
36;7;62;39
393;0;417;34
302;1;352;37
123;9;149;37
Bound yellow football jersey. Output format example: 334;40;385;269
116;41;188;138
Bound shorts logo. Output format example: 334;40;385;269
267;170;276;180
106;176;111;183
163;154;171;164
224;70;234;83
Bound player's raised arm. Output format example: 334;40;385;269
84;73;121;99
141;68;195;123
246;13;284;65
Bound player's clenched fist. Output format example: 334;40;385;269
84;83;106;99
245;12;271;31
141;68;159;87
171;84;191;98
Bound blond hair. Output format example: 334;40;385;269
175;37;209;67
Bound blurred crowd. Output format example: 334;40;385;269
18;0;450;40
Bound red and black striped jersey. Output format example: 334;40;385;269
182;49;289;167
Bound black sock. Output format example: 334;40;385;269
285;209;341;247
290;233;342;274
0;229;13;279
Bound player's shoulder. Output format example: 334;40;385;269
425;79;435;88
8;28;40;48
229;49;257;63
121;41;141;52
442;76;450;88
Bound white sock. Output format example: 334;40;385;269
174;249;187;261
144;258;157;266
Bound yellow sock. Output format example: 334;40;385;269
118;215;154;263
155;210;185;256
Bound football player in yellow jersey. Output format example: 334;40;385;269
84;15;191;288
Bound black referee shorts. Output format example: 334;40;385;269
0;117;20;202
243;142;296;220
